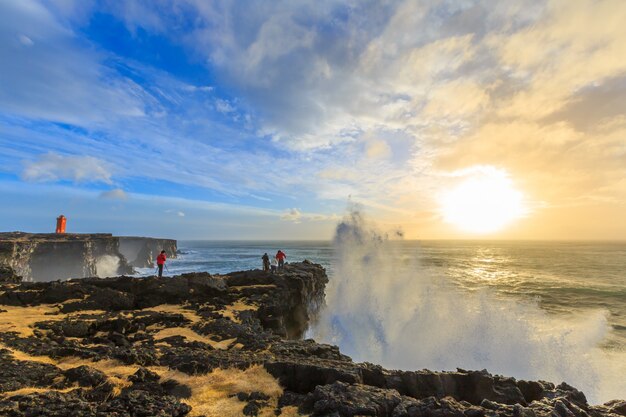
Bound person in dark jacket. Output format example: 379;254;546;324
262;253;270;272
156;250;167;277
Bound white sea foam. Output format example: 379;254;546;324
311;210;626;403
95;255;120;278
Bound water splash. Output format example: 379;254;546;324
312;210;625;403
95;255;120;278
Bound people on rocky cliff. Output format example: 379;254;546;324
276;250;286;270
156;250;167;277
262;253;270;272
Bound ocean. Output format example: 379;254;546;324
138;238;626;402
146;240;626;348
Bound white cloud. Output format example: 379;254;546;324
2;0;626;239
280;208;340;223
280;208;302;223
0;0;148;126
215;98;235;114
22;153;113;184
365;139;392;159
183;84;214;93
18;34;34;46
100;188;128;200
165;209;186;217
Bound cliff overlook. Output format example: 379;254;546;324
0;262;623;416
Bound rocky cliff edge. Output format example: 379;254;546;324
0;262;623;417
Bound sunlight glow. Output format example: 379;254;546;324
440;167;526;234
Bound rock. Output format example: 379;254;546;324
603;400;626;416
555;382;588;407
118;237;177;268
301;381;405;416
105;390;191;416
0;348;68;393
129;367;161;384
162;379;192;399
518;380;546;404
64;365;108;387
243;400;261;416
0;265;21;283
0;262;621;417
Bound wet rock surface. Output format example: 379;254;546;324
0;262;622;416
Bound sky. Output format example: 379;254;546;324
0;0;625;240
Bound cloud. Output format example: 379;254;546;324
2;0;626;239
541;75;626;132
22;153;113;184
0;1;148;126
100;188;128;200
165;209;186;217
215;98;235;114
18;34;34;46
280;208;302;223
280;208;340;223
365;139;392;159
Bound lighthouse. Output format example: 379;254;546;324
55;215;66;234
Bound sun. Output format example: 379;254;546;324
439;167;526;234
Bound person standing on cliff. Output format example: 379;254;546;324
276;250;286;271
262;253;270;272
156;250;167;277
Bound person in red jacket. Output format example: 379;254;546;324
156;250;167;277
275;250;286;271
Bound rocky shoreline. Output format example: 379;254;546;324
0;262;623;416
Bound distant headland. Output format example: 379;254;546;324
0;231;177;282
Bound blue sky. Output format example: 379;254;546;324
1;1;625;239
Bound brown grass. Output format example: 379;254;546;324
230;285;277;291
1;343;57;365
56;357;139;395
1;386;77;398
0;304;106;337
157;365;283;417
1;343;304;415
0;344;137;397
0;305;60;337
0;303;305;414
142;304;201;323
217;300;258;324
278;406;305;417
153;326;236;350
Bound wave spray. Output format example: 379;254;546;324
312;210;625;403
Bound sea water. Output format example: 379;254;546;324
136;235;625;402
144;239;625;348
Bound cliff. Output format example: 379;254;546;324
0;232;177;282
0;262;623;417
118;236;177;268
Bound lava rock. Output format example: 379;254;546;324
64;365;108;387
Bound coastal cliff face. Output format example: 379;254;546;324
0;232;134;282
0;262;623;417
118;237;177;268
0;233;178;282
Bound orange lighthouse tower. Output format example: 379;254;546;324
55;215;66;234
